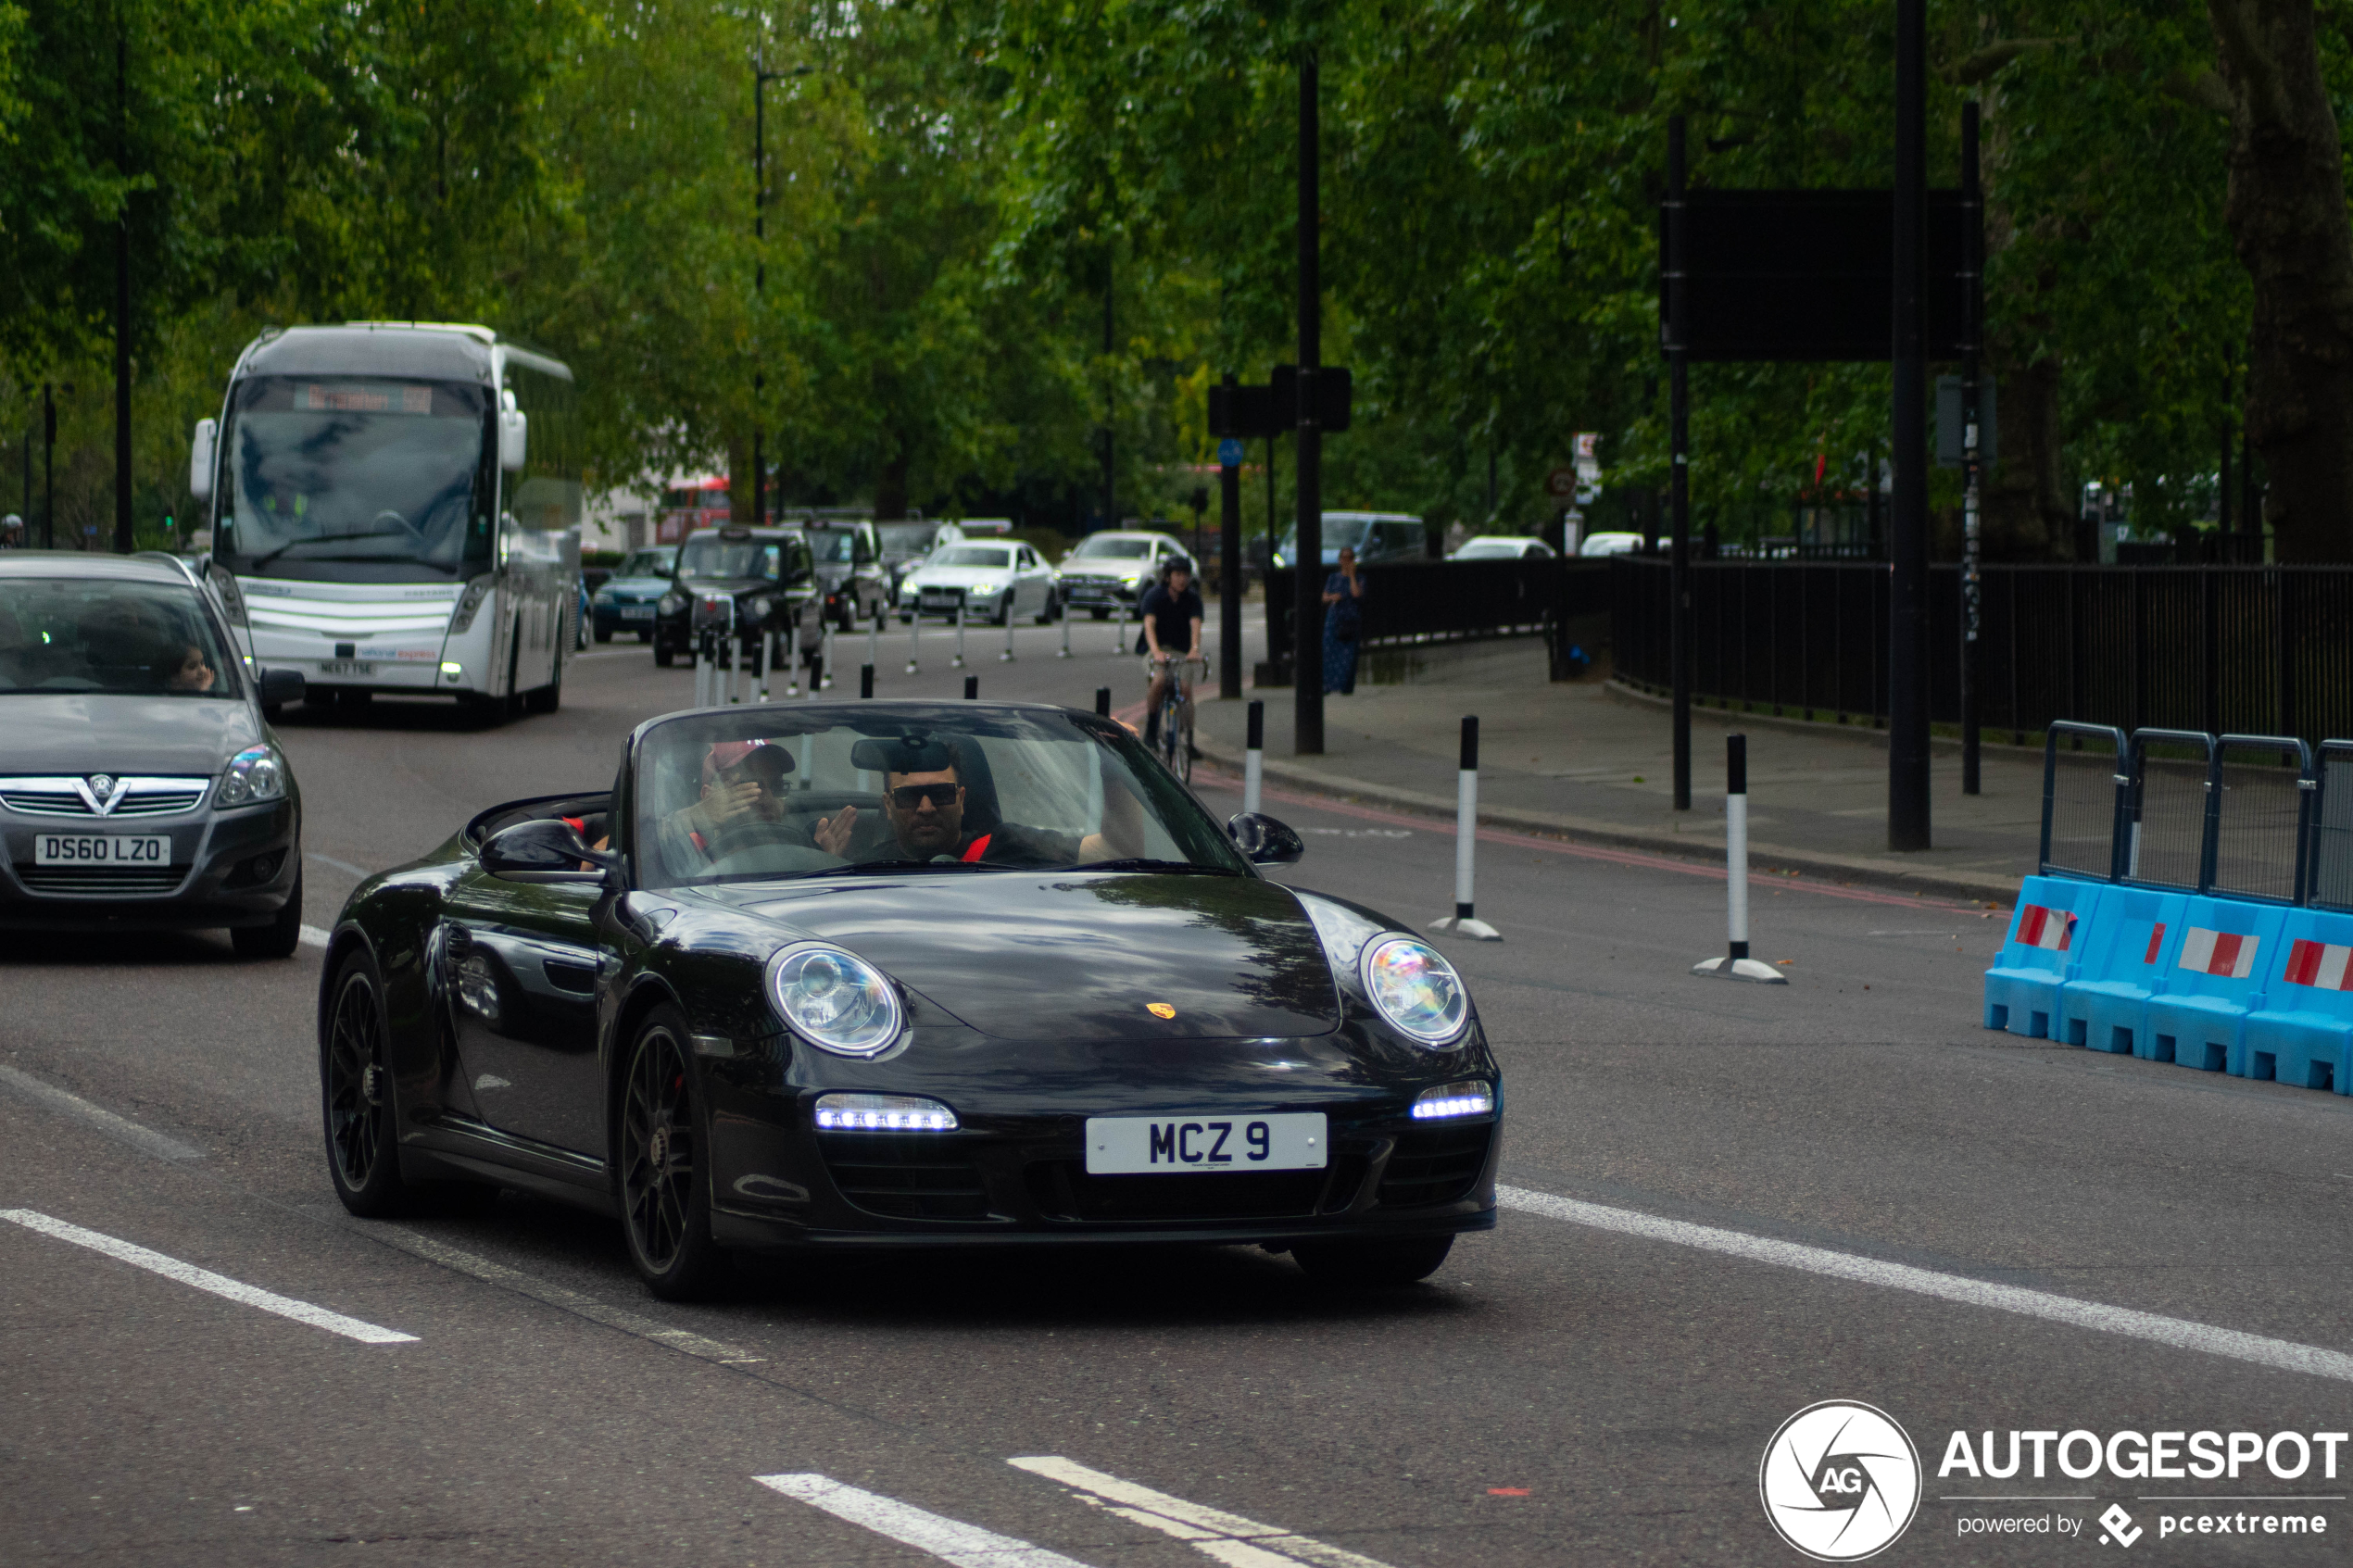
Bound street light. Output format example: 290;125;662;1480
753;49;816;532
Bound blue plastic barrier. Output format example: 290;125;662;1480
2057;885;2189;1056
2237;909;2353;1092
1985;877;2102;1039
2138;897;2288;1074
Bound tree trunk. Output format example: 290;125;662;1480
2209;0;2353;561
724;430;751;528
874;453;909;521
1981;336;2076;559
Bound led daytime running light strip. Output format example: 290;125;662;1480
812;1094;957;1132
1412;1082;1495;1120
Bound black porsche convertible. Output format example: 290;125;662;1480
316;700;1500;1298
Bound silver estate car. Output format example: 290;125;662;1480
0;553;309;956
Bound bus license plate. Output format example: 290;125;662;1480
319;660;373;675
1084;1112;1326;1174
34;834;171;867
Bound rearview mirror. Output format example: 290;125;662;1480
189;418;216;502
499;393;528;472
257;667;306;707
1227;812;1303;865
483;818;616;885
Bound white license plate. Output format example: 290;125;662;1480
34;834;171;866
1084;1112;1327;1175
319;659;373;675
620;606;654;621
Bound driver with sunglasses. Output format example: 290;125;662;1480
812;745;1136;867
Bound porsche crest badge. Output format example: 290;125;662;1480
1146;1002;1176;1019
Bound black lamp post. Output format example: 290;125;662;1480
753;50;815;531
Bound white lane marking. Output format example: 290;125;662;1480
298;924;333;949
305;852;369;877
0;1064;201;1161
0;1209;416;1344
377;1227;762;1365
754;1474;1099;1568
1498;1185;2353;1385
1009;1458;1398;1568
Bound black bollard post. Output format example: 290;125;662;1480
964;675;978;700
1095;686;1111;718
860;663;875;699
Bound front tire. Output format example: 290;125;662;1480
653;641;675;668
1088;607;1110;621
1292;1234;1454;1287
322;951;412;1217
1035;587;1059;625
594;627;614;645
617;1009;727;1299
233;872;304;960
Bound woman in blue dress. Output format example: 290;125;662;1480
1322;546;1365;695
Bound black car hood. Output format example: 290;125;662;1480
713;872;1340;1040
0;693;258;775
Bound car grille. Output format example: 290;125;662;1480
0;778;212;818
1378;1123;1493;1208
818;1135;991;1221
14;864;191;896
1026;1161;1338;1223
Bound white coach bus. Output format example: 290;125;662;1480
188;322;581;716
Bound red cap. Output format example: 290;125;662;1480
703;738;791;782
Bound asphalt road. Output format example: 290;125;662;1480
5;623;2350;1567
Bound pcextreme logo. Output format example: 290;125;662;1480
1760;1400;1923;1562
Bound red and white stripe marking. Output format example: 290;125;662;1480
2015;905;2077;952
2284;938;2353;991
2142;922;2168;964
2177;927;2259;979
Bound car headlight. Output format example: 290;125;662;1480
661;594;686;614
592;588;614;605
1362;936;1469;1047
971;580;1000;596
749;596;773;619
767;944;903;1057
215;743;287;808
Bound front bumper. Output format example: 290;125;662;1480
594;601;660;635
0;797;299;930
1060;577;1142;608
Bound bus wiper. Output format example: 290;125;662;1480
1071;859;1239;875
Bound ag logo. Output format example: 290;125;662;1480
1759;1400;1921;1562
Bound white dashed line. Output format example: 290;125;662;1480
1009;1458;1399;1568
1498;1185;2353;1385
305;852;369;877
755;1474;1099;1568
0;1064;202;1161
0;1210;416;1344
298;924;333;949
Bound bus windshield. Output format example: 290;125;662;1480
214;377;491;582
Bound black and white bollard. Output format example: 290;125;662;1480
952;604;967;669
1243;699;1265;816
860;663;875;699
1095;686;1111;718
905;607;921;675
692;631;709;707
1058;601;1072;658
821;623;836;688
964;674;979;700
1692;734;1788;982
868;605;883;673
752;632;770;704
1430;717;1500;940
1001;609;1016;662
806;652;824;698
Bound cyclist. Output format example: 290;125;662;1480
1139;556;1204;759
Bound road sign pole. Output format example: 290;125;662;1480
1959;101;1984;797
1219;407;1244;702
1667;115;1692;814
1294;51;1325;756
1889;0;1933;851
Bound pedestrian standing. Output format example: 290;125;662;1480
1323;546;1365;695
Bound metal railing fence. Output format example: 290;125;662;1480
1262;558;1612;667
1611;558;2353;746
2042;723;2320;903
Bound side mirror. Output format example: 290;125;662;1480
499;394;528;472
483;818;616;885
257;667;306;707
189;418;217;502
1227;812;1303;865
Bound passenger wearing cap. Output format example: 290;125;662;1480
812;735;1139;867
651;738;805;868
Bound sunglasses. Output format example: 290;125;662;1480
887;783;962;809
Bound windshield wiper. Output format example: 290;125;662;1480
246;529;416;571
1070;859;1240;875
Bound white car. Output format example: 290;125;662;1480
1579;532;1644;558
1055;531;1190;620
896;541;1061;625
1449;535;1555;561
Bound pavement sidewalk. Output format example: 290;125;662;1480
1191;637;2038;904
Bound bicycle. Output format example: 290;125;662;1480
1144;654;1208;784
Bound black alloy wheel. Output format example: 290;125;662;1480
322;953;412;1217
618;1009;726;1298
1291;1234;1455;1287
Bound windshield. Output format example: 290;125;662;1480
1277;517;1375;558
934;546;1012;569
214;376;491;582
678;538;781;580
1456;538;1520;558
1071;537;1150;560
803;528;859;564
633;706;1250;888
878;525;936;555
0;578;240;698
619;549;675;579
